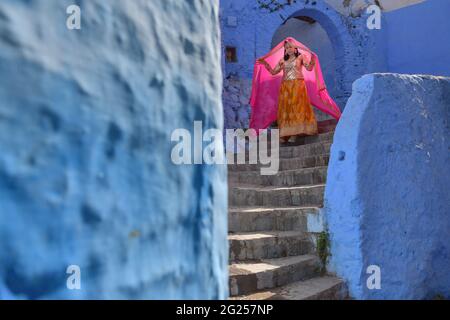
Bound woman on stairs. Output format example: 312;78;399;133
258;41;318;143
249;37;342;143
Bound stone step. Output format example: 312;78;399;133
318;119;338;127
242;128;333;141
229;231;313;261
278;141;331;159
230;276;347;300
231;141;332;162
229;184;325;207
228;206;319;233
317;119;338;134
318;124;338;134
261;130;334;145
228;154;330;172
227;131;334;165
229;255;321;296
274;131;335;147
228;166;328;187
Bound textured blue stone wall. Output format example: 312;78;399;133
325;73;450;299
0;0;228;299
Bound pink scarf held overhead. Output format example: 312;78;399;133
249;37;342;133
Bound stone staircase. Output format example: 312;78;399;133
227;120;348;300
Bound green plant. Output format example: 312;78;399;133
316;231;330;274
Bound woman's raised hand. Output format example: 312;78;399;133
257;58;267;65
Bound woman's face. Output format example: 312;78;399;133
285;42;296;56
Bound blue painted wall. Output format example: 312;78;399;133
0;0;228;299
383;0;450;77
325;73;450;299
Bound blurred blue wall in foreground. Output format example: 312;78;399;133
0;0;228;299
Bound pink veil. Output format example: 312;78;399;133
249;37;342;133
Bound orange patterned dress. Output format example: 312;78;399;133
276;57;318;138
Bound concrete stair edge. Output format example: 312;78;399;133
229;276;348;300
229;255;321;296
228;206;320;233
227;154;330;172
228;166;328;187
229;231;313;261
229;184;326;208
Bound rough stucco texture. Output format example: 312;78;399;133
325;73;450;299
0;0;228;299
